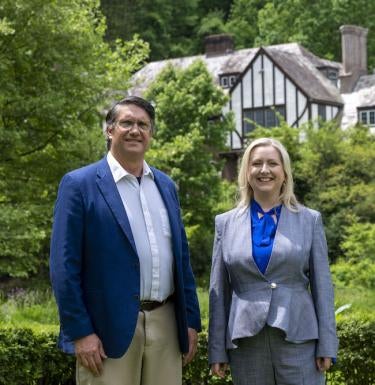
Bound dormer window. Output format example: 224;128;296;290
219;73;239;89
327;70;338;86
318;66;339;87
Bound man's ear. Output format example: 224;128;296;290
106;125;113;139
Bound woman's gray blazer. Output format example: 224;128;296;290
208;205;338;364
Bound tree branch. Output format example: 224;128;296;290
2;132;59;162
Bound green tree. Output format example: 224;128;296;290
100;0;200;60
248;121;375;263
225;0;268;49
144;60;235;276
196;10;227;44
256;0;375;68
296;123;375;260
0;0;149;278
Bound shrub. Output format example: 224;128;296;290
327;315;375;385
0;314;374;385
0;326;75;385
341;222;375;263
332;259;375;289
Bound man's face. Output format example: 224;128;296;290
107;104;152;162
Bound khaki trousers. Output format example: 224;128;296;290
76;301;182;385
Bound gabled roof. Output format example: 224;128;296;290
130;48;258;96
130;42;343;105
264;43;343;105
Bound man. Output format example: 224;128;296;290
50;96;201;385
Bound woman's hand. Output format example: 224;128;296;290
316;357;332;372
211;363;229;378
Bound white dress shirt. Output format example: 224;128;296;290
107;152;174;301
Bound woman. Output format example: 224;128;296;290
208;138;338;385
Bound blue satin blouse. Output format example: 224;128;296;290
250;199;282;274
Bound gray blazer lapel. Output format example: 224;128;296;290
265;206;289;275
96;158;138;256
230;207;265;277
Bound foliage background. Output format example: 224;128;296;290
100;0;375;69
144;60;235;276
0;0;374;382
0;0;148;278
1;0;374;282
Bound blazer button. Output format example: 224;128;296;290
270;282;277;289
134;294;140;300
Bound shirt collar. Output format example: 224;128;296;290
106;151;154;183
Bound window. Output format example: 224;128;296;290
318;104;326;120
229;75;237;87
243;106;286;133
360;111;368;124
220;73;239;89
327;70;338;86
220;76;229;88
318;67;339;87
359;108;375;127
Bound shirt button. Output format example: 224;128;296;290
134;294;140;300
270;282;277;289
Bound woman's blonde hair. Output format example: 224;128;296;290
237;137;299;210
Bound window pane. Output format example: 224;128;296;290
265;109;276;127
360;111;368;124
221;76;228;87
229;76;236;86
254;109;264;126
318;105;326;120
276;106;286;119
369;111;375;125
244;111;255;133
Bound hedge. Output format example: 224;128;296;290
0;327;75;385
0;316;374;385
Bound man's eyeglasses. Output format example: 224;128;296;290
115;119;152;132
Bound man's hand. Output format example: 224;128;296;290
75;333;107;376
316;357;332;372
211;363;229;378
182;328;198;366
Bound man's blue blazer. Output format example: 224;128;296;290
50;157;201;358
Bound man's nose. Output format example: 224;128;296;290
128;125;141;134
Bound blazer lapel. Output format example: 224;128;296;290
242;206;269;278
229;207;264;277
264;205;289;275
96;158;138;255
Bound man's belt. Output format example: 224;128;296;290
140;295;172;312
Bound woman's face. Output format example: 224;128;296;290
248;145;286;200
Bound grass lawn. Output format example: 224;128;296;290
0;284;373;327
198;285;375;323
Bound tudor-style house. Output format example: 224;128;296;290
129;25;374;178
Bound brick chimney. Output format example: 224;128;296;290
204;34;234;57
339;25;368;93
